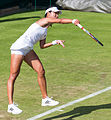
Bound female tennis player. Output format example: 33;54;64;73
7;7;80;114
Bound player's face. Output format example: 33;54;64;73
50;12;59;18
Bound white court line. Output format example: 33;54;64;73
27;86;111;120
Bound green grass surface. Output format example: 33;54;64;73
0;10;111;120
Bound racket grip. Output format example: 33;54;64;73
77;24;83;29
98;40;104;46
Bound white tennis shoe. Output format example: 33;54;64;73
42;97;59;106
7;103;22;114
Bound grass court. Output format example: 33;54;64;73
0;9;111;120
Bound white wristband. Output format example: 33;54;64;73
72;19;76;24
52;40;57;45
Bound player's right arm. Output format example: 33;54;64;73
36;18;80;27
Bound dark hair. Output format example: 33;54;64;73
44;11;52;18
45;13;47;18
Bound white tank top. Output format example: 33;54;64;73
10;23;47;50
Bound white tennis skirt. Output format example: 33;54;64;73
11;47;33;56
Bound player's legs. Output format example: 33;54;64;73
24;50;48;98
24;50;59;106
7;54;24;104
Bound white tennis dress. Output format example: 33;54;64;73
10;23;47;50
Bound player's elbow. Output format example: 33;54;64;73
59;19;64;24
40;46;45;49
40;44;45;49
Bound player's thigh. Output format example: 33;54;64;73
10;54;24;73
24;50;44;73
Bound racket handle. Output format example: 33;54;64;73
77;24;83;29
97;40;104;46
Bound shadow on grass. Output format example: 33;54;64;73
44;103;111;120
0;16;41;22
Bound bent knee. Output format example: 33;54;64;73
9;72;20;79
36;68;45;76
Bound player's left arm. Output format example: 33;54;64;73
40;39;65;49
40;39;52;49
